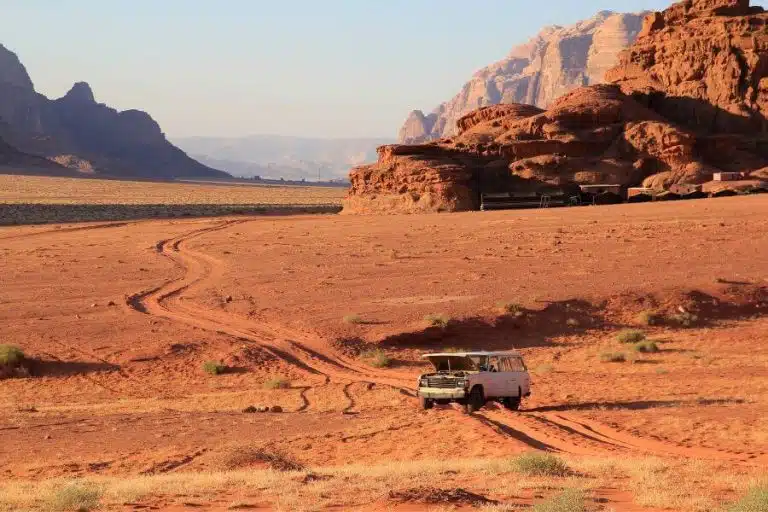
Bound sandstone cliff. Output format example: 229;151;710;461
398;11;647;144
348;0;768;214
0;44;227;179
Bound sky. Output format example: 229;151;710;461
2;0;763;139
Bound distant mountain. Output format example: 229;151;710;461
399;10;646;144
0;44;227;179
174;135;391;181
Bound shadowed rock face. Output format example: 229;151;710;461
0;44;227;179
347;0;768;214
398;11;647;144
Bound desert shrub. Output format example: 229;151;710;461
510;453;569;477
219;446;305;472
0;345;25;368
565;318;580;327
670;311;699;328
600;352;627;363
263;377;291;390
728;485;768;512
617;329;646;344
532;489;586;512
202;361;226;375
633;340;660;353
343;314;364;325
46;481;103;511
496;302;525;317
533;364;555;375
442;347;465;353
425;314;451;329
361;349;392;368
636;310;662;326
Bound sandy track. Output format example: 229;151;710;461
124;218;765;464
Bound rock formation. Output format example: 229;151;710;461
346;0;768;214
398;11;647;144
0;44;227;179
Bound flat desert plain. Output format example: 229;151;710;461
1;196;767;511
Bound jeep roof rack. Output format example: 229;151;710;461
422;351;522;358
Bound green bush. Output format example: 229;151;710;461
361;349;391;368
511;453;570;477
263;377;291;390
533;489;587;512
203;361;227;376
633;340;660;354
617;329;646;344
46;481;103;511
600;352;627;363
425;314;451;329
636;310;662;326
0;345;25;368
728;485;768;512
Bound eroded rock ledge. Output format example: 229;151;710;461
346;0;768;214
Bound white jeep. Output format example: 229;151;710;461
417;351;531;413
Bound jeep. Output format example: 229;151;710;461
417;351;531;413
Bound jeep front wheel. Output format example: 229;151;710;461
420;396;434;410
464;386;485;414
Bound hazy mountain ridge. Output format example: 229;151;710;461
174;135;392;181
0;44;226;179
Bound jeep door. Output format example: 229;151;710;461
498;357;519;397
511;357;530;396
486;356;507;398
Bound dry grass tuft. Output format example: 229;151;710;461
496;302;525;317
45;481;103;512
361;349;392;368
532;489;586;512
633;340;660;353
636;310;662;326
728;485;768;512
343;314;364;325
202;361;227;376
425;314;451;329
510;453;569;477
600;352;627;363
218;446;305;472
263;377;291;390
616;329;646;344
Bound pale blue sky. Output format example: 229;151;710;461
2;1;762;138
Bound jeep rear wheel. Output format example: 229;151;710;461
420;396;434;410
464;386;485;414
503;396;521;411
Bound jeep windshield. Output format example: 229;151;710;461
425;355;485;373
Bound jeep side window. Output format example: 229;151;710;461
500;357;512;372
488;356;500;373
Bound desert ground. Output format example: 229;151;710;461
0;174;344;225
1;195;767;511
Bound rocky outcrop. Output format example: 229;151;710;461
399;11;647;143
0;44;227;179
346;0;768;214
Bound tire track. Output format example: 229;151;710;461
125;220;758;463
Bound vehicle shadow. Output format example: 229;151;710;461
29;359;121;377
380;299;617;351
526;397;747;413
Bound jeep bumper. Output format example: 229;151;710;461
418;388;467;400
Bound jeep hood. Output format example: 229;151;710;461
425;355;478;372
